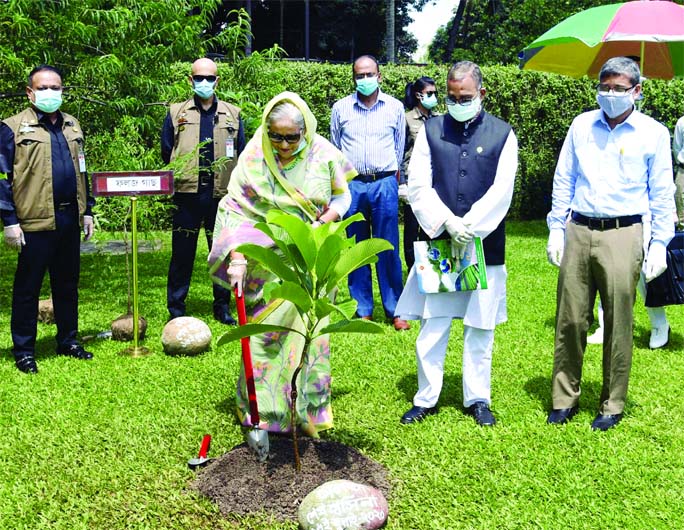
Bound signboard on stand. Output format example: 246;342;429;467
91;170;174;356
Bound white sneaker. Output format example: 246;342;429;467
587;327;604;345
649;325;670;349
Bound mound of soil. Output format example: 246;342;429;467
192;437;390;522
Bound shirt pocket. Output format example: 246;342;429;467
619;153;647;184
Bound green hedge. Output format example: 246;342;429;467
3;61;684;227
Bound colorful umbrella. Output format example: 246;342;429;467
519;1;684;79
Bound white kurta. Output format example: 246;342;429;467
395;125;518;331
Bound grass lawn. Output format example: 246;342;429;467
0;220;682;529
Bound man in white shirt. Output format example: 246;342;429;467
546;57;675;431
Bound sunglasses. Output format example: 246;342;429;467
421;91;437;97
192;75;217;83
267;130;303;144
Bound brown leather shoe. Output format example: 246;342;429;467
393;317;410;331
360;315;373;321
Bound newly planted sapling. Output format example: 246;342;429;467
217;210;391;471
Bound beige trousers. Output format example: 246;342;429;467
551;221;643;415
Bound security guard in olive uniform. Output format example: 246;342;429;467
0;64;96;374
161;58;245;324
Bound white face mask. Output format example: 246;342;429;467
447;96;481;122
596;93;634;119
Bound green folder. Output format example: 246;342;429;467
413;237;488;294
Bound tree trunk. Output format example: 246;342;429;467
385;0;395;63
446;0;468;61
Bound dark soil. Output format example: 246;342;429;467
192;436;390;522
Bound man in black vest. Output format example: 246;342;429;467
395;61;518;426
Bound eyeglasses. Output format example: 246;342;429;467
192;75;217;83
421;91;437;97
595;83;636;96
267;130;302;144
445;95;476;106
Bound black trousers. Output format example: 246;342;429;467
12;206;81;358
167;189;230;317
403;201;420;271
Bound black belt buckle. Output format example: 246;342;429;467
199;177;212;186
356;170;394;183
588;217;616;230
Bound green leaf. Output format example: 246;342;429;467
333;299;358;320
314;233;351;287
314;318;386;338
326;238;394;291
217;323;304;346
233;243;298;283
265;211;317;271
266;281;313;313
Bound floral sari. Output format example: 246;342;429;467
208;92;356;435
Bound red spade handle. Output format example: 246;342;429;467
198;434;211;459
235;288;260;425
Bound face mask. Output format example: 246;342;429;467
356;76;379;97
33;88;62;113
193;80;215;99
596;93;634;119
419;94;438;110
447;96;481;122
292;138;307;156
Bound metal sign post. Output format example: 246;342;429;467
91;170;174;356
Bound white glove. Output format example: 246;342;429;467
398;183;409;202
546;228;565;267
644;242;668;282
444;215;474;245
83;215;94;241
4;224;25;251
451;240;466;260
228;259;247;297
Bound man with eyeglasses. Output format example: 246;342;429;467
396;61;518;427
161;57;245;324
0;64;96;373
546;56;675;431
330;54;409;331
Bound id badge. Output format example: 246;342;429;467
226;138;234;159
78;149;86;172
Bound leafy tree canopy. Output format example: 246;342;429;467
427;0;683;66
0;0;250;138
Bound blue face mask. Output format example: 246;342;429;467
447;96;481;122
193;80;215;100
419;93;438;110
356;76;379;96
596;93;634;119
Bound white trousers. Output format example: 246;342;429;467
413;317;494;408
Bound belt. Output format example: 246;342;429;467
354;170;395;183
571;212;641;230
56;202;75;211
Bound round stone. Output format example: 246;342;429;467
161;316;212;355
298;479;388;530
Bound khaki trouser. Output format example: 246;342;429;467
551;221;643;415
675;166;684;230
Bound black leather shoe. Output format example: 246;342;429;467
59;344;93;360
465;401;496;426
547;406;579;425
400;405;437;424
213;306;236;325
15;355;38;374
591;413;623;431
